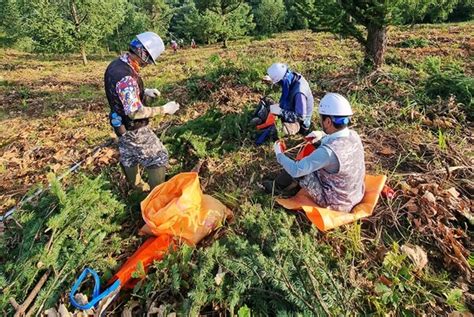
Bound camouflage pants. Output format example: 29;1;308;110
118;126;168;168
298;172;328;207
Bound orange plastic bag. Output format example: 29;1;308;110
140;172;233;245
109;172;232;289
276;175;387;231
110;235;174;289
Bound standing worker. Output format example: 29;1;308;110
171;40;178;53
104;32;180;191
270;93;366;212
253;63;314;136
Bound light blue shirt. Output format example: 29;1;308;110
276;128;350;178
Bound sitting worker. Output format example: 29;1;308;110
104;32;180;191
268;93;366;212
251;63;314;136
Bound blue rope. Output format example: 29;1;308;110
69;268;121;310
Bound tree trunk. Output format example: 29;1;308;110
365;23;387;69
81;45;88;65
222;38;228;48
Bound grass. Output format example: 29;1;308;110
0;23;473;315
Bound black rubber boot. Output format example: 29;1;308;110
146;166;166;190
263;170;300;196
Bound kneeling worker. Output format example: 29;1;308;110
272;93;365;212
254;63;314;136
104;32;180;191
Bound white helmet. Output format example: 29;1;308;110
267;63;288;84
318;93;353;116
136;32;165;64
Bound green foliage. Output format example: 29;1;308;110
395;0;461;24
0;175;127;315
448;0;474;21
164;108;251;163
135;202;363;315
193;0;255;46
185;55;266;100
421;57;474;118
107;0;172;52
292;0;463;67
0;0;126;58
253;0;286;35
369;243;448;315
398;37;430;48
283;0;309;29
445;288;468;312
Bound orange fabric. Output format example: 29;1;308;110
110;235;174;289
140;172;232;245
256;113;276;130
276;175;387;231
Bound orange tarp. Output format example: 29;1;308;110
276;175;387;231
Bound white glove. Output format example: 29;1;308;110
305;130;326;143
274;141;283;155
270;104;282;115
145;88;161;98
162;101;180;115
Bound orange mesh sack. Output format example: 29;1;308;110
140;172;232;245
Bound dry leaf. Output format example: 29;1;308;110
44;308;59;317
215;272;226;286
446;187;460;198
448;313;473;317
378;147;396;155
401;244;428;272
422;191;436;203
405;199;419;213
58;304;71;317
379;275;393;286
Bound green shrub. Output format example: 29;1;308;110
0;175;127;315
421;57;473;119
135;201;362;315
164;108;252;164
398;37;430;48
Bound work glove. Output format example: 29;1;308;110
162;101;180;115
145;88;161;98
270;104;282;115
305;130;325;143
274;140;285;155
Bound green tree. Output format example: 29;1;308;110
107;0;173;53
194;0;255;47
284;0;309;30
254;0;286;35
396;0;461;24
23;0;125;64
448;0;474;21
0;0;23;42
295;0;467;68
422;0;462;22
